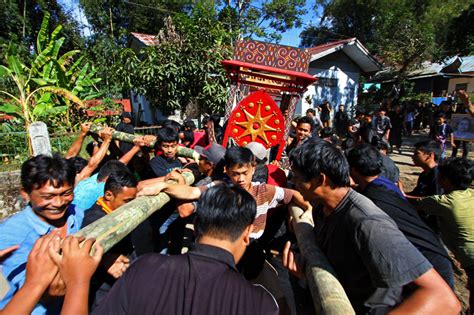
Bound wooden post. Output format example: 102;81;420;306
75;172;194;253
289;206;355;315
89;124;200;161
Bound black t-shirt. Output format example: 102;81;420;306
82;203;134;255
358;122;377;145
313;189;432;313
409;167;442;197
82;203;135;307
149;155;183;177
362;182;453;288
92;244;279;315
334;111;348;131
388;111;404;130
115;122;135;154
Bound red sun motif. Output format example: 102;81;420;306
225;90;285;149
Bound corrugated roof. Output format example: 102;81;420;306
408;61;444;77
460;56;474;73
408;55;474;78
130;32;159;46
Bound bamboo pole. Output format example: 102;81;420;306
289;205;354;315
75;172;194;253
89;124;200;161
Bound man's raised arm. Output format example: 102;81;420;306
66;123;91;159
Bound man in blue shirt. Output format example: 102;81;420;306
72;160;131;211
0;154;84;314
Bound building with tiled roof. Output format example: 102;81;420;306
299;37;382;116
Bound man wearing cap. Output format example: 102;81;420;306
246;142;287;187
194;144;226;186
115;112;135;154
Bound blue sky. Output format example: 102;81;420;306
58;0;319;47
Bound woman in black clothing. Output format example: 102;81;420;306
388;105;404;153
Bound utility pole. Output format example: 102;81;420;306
109;6;114;39
22;0;27;38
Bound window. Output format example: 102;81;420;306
455;83;468;91
316;77;338;87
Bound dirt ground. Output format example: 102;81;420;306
390;129;473;313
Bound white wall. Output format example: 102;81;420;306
298;66;360;118
130;91;167;125
448;77;474;94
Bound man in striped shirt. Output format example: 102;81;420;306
138;146;310;240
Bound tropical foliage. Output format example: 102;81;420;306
0;13;101;131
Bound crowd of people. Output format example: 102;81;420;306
307;90;472;158
0;93;473;315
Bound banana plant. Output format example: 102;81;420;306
0;13;101;131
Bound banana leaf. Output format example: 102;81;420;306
37;12;51;53
41;87;84;108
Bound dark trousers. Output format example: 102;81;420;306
451;140;470;158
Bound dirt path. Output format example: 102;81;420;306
390;130;472;313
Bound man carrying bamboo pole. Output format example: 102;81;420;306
81;171;138;309
87;184;279;314
0;154;82;314
284;139;460;314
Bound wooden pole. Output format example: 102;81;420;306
89;124;200;161
74;172;194;253
289;205;354;315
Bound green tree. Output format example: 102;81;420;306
441;3;474;57
79;0;192;44
114;2;233;117
219;0;307;42
301;0;471;67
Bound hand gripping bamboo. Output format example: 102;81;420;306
75;172;194;253
89;124;200;161
289;205;355;315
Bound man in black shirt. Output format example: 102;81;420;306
149;127;183;177
115;112;135;154
141;127;183;254
81;171;138;309
407;140;443;197
346;144;454;288
286;116;314;155
93;184;279;315
285;140;459;314
334;104;349;137
357;111;377;145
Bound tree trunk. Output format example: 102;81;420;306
289;206;355;315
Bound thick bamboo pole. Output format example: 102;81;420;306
75;172;194;253
289;205;354;315
89;124;200;161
